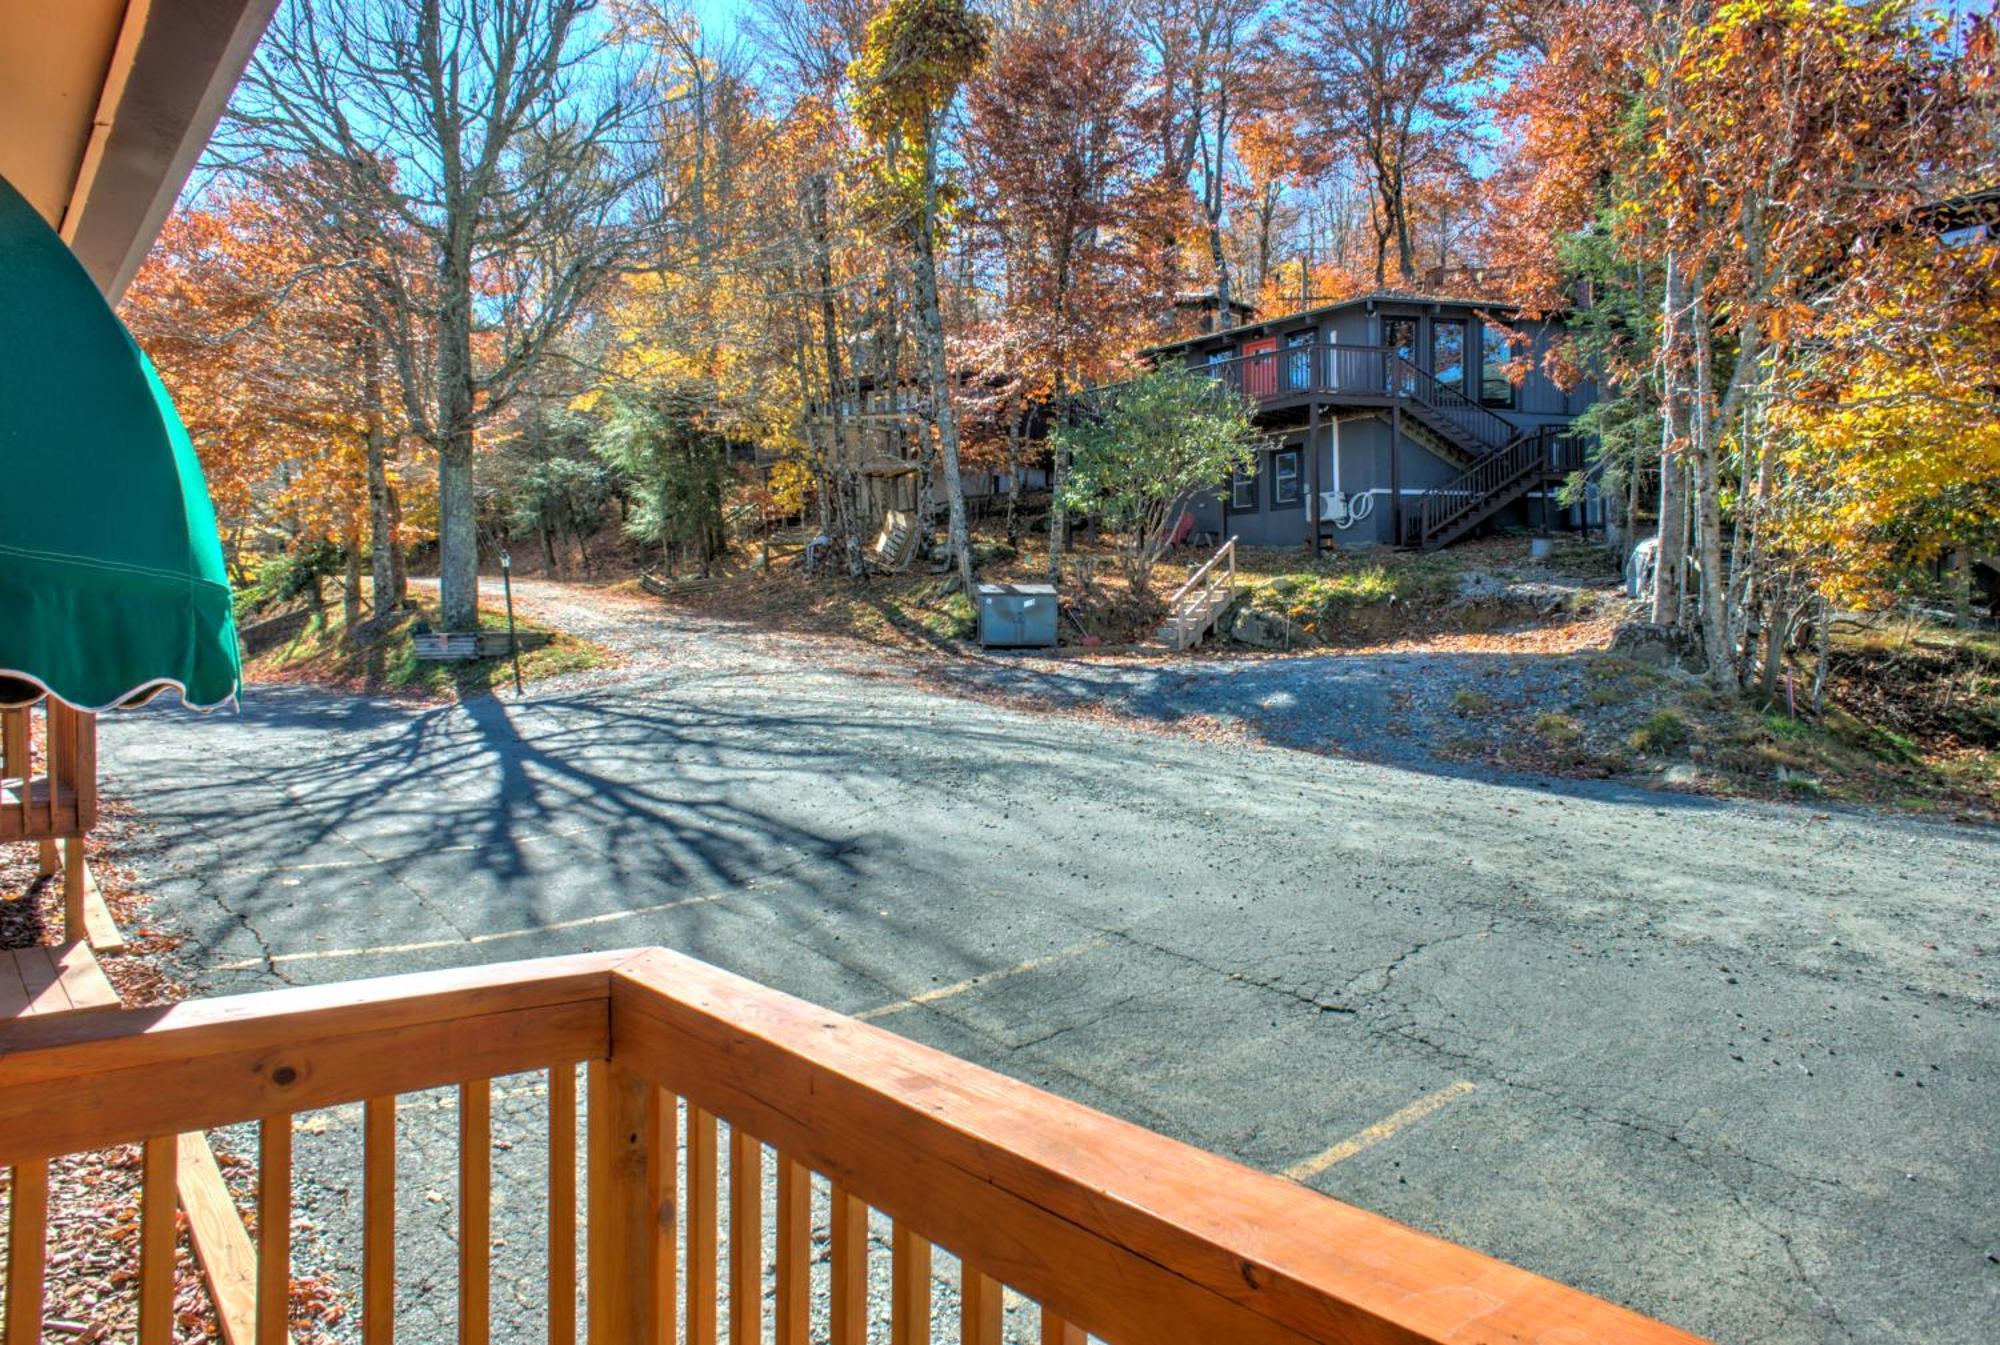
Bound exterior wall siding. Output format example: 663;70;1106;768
1159;291;1594;550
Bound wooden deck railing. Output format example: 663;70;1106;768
0;698;97;845
0;949;1704;1344
1407;427;1590;550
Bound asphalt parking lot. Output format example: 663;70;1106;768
104;583;1999;1343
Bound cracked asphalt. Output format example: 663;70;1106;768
103;577;1997;1344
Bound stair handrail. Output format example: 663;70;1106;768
1165;535;1237;649
1410;427;1553;546
1386;355;1518;452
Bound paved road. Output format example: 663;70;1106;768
106;579;1997;1343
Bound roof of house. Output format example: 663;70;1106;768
1145;289;1520;355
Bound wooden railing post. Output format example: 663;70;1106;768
6;1159;50;1345
586;1060;669;1345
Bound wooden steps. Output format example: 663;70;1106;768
0;941;119;1018
77;857;126;954
178;1133;278;1345
1154;537;1239;651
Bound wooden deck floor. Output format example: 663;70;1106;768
0;941;119;1018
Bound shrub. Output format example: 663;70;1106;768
1629;708;1692;754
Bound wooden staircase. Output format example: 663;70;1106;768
1404;426;1587;550
1155;536;1237;651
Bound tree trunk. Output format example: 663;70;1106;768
1047;371;1069;584
1206;218;1231;333
363;333;399;616
342;538;362;633
1651;252;1692;626
1004;416;1024;549
912;123;974;593
387;484;408;608
1689;389;1734;682
436;282;479;631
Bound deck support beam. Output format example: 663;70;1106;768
1390;400;1405;546
1306;401;1321;557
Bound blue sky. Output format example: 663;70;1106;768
690;0;752;40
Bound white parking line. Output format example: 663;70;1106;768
855;939;1107;1022
1283;1081;1477;1182
212;890;731;971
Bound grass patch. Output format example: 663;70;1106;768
1628;709;1692;755
1534;712;1584;746
1451;689;1495;717
250;601;610;698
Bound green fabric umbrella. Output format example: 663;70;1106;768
0;173;242;711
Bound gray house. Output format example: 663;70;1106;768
1150;292;1598;551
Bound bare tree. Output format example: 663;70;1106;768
1295;0;1481;287
222;0;665;630
1135;0;1267;328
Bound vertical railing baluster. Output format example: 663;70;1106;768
548;1068;576;1345
775;1156;810;1345
829;1185;868;1345
649;1088;677;1343
686;1107;718;1345
460;1081;491;1345
139;1136;177;1345
728;1130;762;1345
1040;1310;1085;1345
364;1096;397;1345
258;1115;292;1345
960;1266;1002;1345
6;1159;50;1345
891;1223;931;1345
587;1060;665;1343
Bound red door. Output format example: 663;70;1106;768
1242;337;1278;400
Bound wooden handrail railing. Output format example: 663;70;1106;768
1385;355;1518;452
1405;427;1592;548
1164;534;1236;650
0;949;1704;1345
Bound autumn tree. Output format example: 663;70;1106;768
851;0;992;592
123;185;415;617
1055;367;1262;586
966;0;1174;577
1133;0;1269;324
223;0;667;631
1293;0;1482;287
1493;0;1997;696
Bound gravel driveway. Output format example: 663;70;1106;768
102;575;1998;1344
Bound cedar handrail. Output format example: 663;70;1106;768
0;949;1705;1345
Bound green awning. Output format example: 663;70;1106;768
0;173;242;711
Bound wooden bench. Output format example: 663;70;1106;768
0;942;118;1019
412;631;480;661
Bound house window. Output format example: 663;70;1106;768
1481;320;1516;408
1272;447;1303;507
1230;462;1259;511
1383;316;1418;394
1284;329;1316;393
1431;319;1467;392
